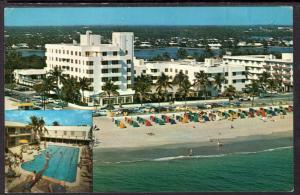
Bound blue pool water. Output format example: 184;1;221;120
21;145;79;182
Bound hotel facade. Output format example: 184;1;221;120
45;31;135;106
42;31;293;106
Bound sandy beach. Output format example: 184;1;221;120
93;112;293;149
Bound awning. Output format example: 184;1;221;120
19;139;29;144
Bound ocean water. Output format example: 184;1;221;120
93;135;293;192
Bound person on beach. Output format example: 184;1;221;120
231;124;234;129
44;141;47;149
45;152;51;160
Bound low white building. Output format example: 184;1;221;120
13;69;46;87
5;120;91;146
223;53;293;91
134;58;246;97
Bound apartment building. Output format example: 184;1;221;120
134;58;246;96
5;121;32;148
45;31;135;106
223;53;293;91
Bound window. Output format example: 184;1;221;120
89;87;93;91
102;52;107;56
242;71;246;75
185;70;188;74
143;70;146;73
127;60;131;64
242;79;246;83
55;131;57;134
102;61;109;65
170;68;173;72
79;52;81;56
225;72;228;76
75;51;77;56
151;76;158;80
63;50;65;54
75;68;78;72
71;131;75;136
233;72;237;76
112;77;119;81
112;68;119;73
86;61;93;66
151;69;157;73
233;80;237;83
165;68;168;72
127;84;131;88
127;68;131;72
113;51;118;56
102;77;109;82
125;50;128;55
71;67;74;71
64;131;67;136
127;76;131;80
102;69;109;73
112;60;119;65
71;59;73;63
175;69;178;73
75;60;78;64
86;70;93;74
66;50;69;54
71;51;73;55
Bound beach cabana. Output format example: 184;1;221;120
120;122;126;128
145;120;152;126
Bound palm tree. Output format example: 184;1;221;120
193;71;212;100
33;77;54;110
245;81;261;106
178;78;193;111
155;73;173;111
173;71;188;100
61;77;81;103
26;116;48;144
213;74;226;96
267;79;279;105
100;80;120;110
133;74;152;106
259;71;271;92
223;85;236;102
48;67;65;97
78;77;91;103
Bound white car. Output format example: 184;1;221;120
47;98;55;103
239;96;251;101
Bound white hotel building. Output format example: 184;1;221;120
134;58;247;96
45;31;135;106
223;53;293;91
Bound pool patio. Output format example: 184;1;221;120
5;142;92;192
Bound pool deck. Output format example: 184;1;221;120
5;142;92;192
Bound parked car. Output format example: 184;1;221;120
239;96;251;101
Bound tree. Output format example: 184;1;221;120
52;121;60;126
26;116;48;144
245;81;261;106
172;70;188;98
155;73;173;111
193;71;212;100
61;77;81;103
48;67;65;97
176;48;188;59
213;74;226;96
177;78;193;111
100;80;120;110
33;77;54;110
78;77;91;103
223;85;237;101
133;74;153;106
267;78;279;105
259;71;271;92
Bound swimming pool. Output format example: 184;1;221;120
21;145;79;182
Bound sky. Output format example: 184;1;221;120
5;7;292;26
5;110;93;126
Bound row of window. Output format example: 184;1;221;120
48;49;82;56
101;68;131;73
101;76;132;82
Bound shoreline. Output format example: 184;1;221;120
93;113;293;150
